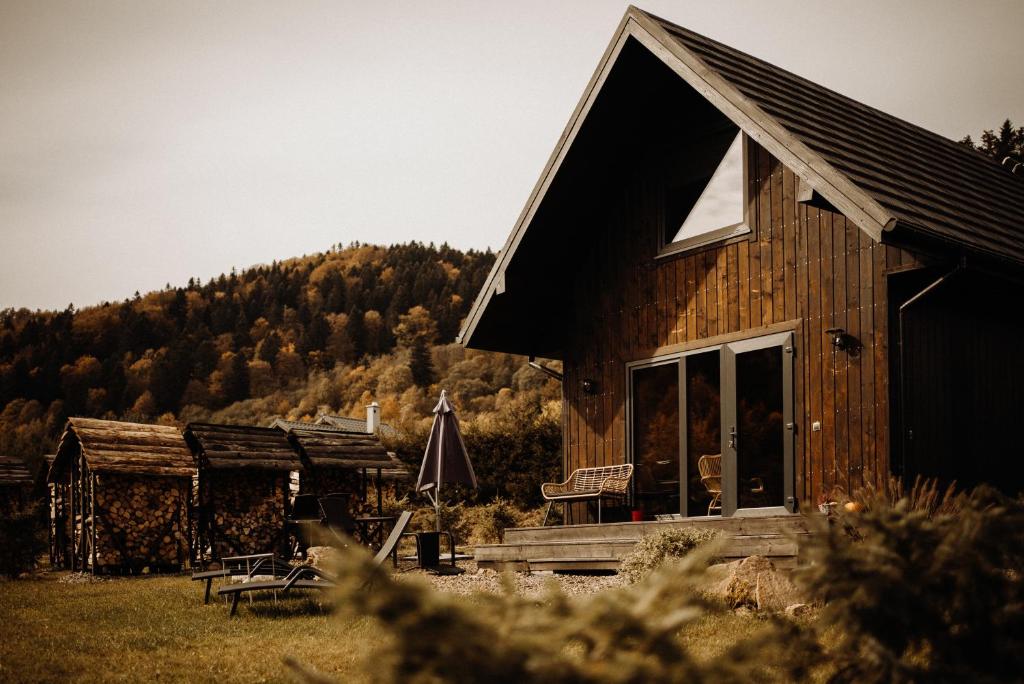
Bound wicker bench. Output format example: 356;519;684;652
541;464;633;525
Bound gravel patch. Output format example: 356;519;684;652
57;572;113;584
397;560;625;598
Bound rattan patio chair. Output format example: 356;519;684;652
540;464;633;525
697;454;722;515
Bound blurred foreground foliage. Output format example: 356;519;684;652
800;479;1024;683
290;479;1024;684
295;544;819;684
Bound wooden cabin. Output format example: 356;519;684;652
273;420;410;514
49;419;194;573
0;456;33;515
184;423;300;560
460;7;1024;529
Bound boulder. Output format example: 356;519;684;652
705;555;803;612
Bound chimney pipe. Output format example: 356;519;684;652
366;401;381;434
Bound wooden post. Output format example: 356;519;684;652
68;464;76;571
90;471;97;574
77;453;86;572
376;467;383;516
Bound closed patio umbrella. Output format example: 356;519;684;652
416;390;477;531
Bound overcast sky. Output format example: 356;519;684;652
2;0;1022;311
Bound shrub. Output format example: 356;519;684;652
408;501;471;547
619;527;719;584
0;503;47;578
797;482;1024;683
465;498;520;544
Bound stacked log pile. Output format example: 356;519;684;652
92;473;190;570
203;470;288;557
48;479;71;567
301;468;374;516
50;418;196;573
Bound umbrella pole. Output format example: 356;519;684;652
435;482;441;532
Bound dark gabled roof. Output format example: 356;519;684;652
52;418;195;478
184;423;301;471
270;418;353;434
284;427;411;481
0;456;33;486
458;6;1024;354
317;413;398;438
643;11;1024;265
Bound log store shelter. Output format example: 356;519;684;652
272;419;410;515
49;418;194;573
184;422;301;560
462;8;1024;569
0;456;33;515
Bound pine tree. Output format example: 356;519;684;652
409;337;436;388
221;352;250;404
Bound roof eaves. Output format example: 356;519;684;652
457;11;638;350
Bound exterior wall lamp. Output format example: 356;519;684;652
825;327;859;354
581;378;599;394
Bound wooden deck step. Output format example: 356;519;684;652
527;558;620;572
474;515;809;572
503;515;809;544
475;538;641;564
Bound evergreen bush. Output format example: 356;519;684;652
464;497;520;544
619;527;719;584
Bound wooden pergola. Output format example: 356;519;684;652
49;418;195;573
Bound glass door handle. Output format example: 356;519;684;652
728;426;737;449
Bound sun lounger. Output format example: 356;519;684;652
218;511;414;616
218;565;337;616
191;553;296;604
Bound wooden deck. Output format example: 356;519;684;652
474;514;810;572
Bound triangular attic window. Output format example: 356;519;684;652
667;133;746;247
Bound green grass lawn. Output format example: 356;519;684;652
0;572;375;683
0;571;792;683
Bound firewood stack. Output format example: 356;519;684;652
185;423;301;561
203;470;289;557
49;418;196;574
92;474;190;569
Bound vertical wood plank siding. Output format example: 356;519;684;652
561;142;911;521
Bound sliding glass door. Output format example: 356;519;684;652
628;331;794;518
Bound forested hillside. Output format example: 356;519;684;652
0;242;562;477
